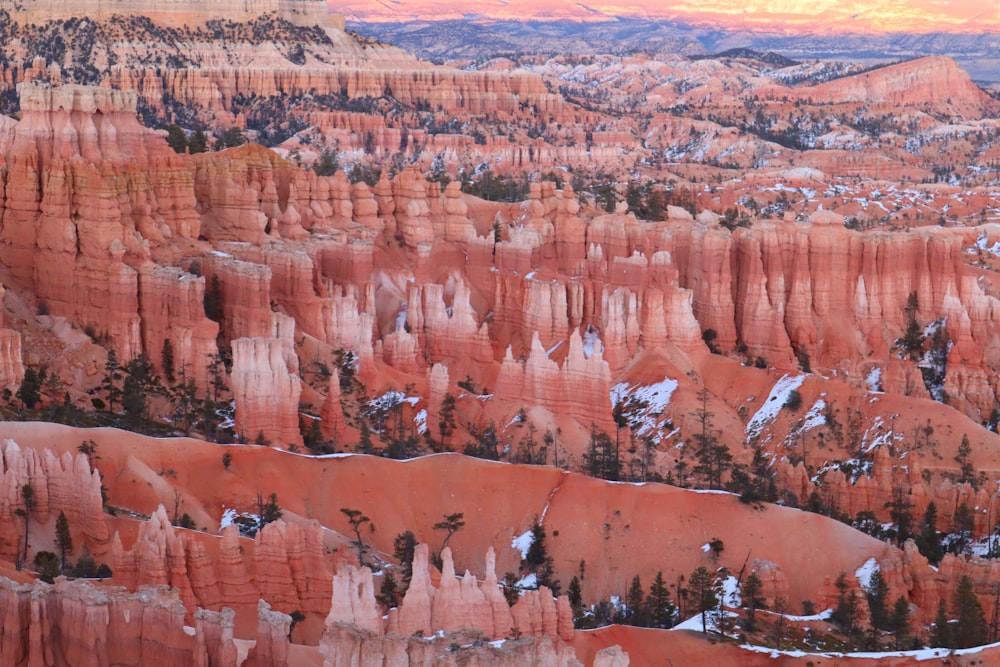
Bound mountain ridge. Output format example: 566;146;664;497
335;0;1000;34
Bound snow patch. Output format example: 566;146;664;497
516;572;537;589
746;375;806;437
800;399;827;432
866;366;883;393
414;409;427;435
854;557;879;588
512;530;535;559
582;325;603;359
609;376;679;441
722;575;741;607
219;508;238;531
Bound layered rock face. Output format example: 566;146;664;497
0;576;295;667
231;316;303;447
321;543;581;665
0;439;107;561
0;84;209;365
111;508;331;619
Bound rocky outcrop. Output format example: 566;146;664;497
112;510;332;619
320;626;584;667
321;543;582;666
0;575;305;667
793;56;997;119
495;330;613;429
231;315;303;447
0;439;107;562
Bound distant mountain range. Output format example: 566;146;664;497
333;0;1000;34
347;17;1000;82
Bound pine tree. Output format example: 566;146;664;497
692;388;732;489
16;484;36;569
956;434;976;487
830;572;861;646
164;124;188;153
55;511;72;570
122;354;160;423
203;275;224;323
393;530;417;586
567;576;583;615
950;502;975;555
742;571;766;632
952;575;987;648
865;569;889;631
101;350;123;413
250;492;282;538
437;392;457;451
16;366;43;409
377;571;400;609
646;571;675;629
688;566;717;634
626;575;646;626
433;512;465;552
341;508;372;565
189;129;208;154
915;502;944;565
930;599;951;648
161;338;176;385
884;486;914;545
889;596;910;650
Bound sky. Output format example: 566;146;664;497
333;0;1000;33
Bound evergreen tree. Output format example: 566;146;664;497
164;124;188;153
956;434;977;487
377;571;400;609
433;512;465;552
952;575;987;648
884;486;914;545
519;520;559;594
122;354;160;423
583;426;620;480
830;572;861;646
189;129;208;154
16;366;43;409
688;566;718;634
250;492;282;537
692;388;732;489
161;338;176;385
742;571;766;632
626;575;646;626
949;502;975;555
437;393;457;450
101;350;123;413
203;275;224;323
16;484;36;569
392;530;417;586
55;511;72;570
341;508;373;565
915;502;944;565
865;569;890;631
567;576;583;615
889;596;910;650
646;571;675;629
930;599;951;648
